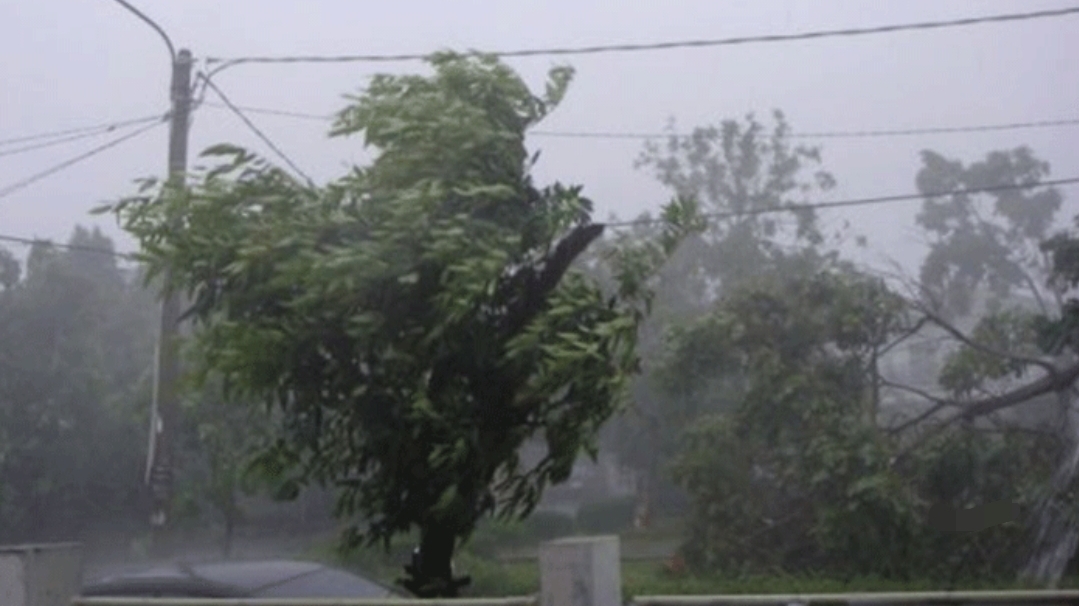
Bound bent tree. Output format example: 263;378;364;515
104;53;698;597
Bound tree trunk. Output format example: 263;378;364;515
404;523;460;598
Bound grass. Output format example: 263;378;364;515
303;518;1079;599
456;559;1079;598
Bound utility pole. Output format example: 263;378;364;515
109;0;191;557
146;47;193;555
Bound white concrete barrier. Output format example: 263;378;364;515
539;535;621;606
0;542;84;606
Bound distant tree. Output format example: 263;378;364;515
664;260;1053;579
103;53;699;597
636;110;836;293
915;147;1062;319
175;377;276;558
0;246;19;289
896;147;1076;432
604;111;840;519
0;229;154;542
664;263;908;572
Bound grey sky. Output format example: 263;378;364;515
2;1;1077;275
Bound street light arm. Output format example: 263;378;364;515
110;0;176;63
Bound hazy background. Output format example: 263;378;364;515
2;0;1078;274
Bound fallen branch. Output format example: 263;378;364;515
892;359;1079;462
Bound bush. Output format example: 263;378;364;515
577;496;637;534
524;509;576;541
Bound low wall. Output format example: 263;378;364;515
1;542;84;606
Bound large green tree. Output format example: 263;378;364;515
105;53;697;597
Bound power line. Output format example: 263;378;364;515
605;176;1079;228
0;115;168;201
199;76;315;185
0;114;163;148
201;101;329;122
534;117;1079;141
197;101;1079;142
0;232;138;260
205;5;1079;67
0;116;167;159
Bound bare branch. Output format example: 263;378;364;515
881;377;957;434
878;315;930;358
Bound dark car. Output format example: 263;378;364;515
79;558;400;600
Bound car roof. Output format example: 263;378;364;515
81;558;398;599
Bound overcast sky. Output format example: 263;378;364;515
2;1;1077;275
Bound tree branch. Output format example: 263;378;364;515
500;223;605;338
881;377;958;435
957;360;1079;420
878;315;930;358
893;359;1079;463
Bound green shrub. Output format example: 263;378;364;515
524;509;576;540
577;496;637;534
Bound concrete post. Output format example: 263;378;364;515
0;543;84;606
539;535;621;606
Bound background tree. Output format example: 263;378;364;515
171;376;277;558
665;262;912;573
0;229;154;543
636;109;836;292
602;111;840;520
915;147;1062;320
657;143;1079;582
891;147;1076;440
105;53;699;597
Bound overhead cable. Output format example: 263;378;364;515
199;76;315;185
605;176;1079;227
0;232;138;260
0;116;166;159
205;6;1079;67
0;116;168;201
0;114;163;148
